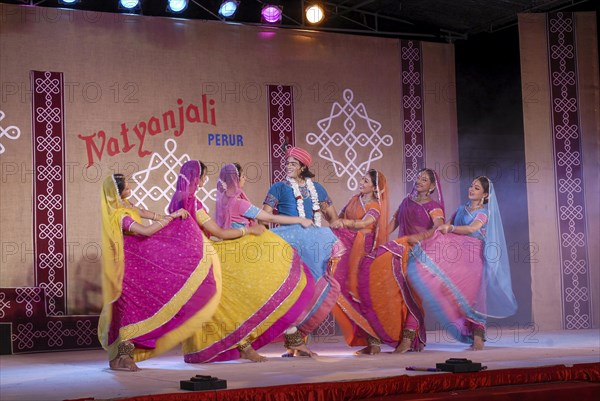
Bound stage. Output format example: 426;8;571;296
1;329;598;401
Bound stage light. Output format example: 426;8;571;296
58;0;79;4
261;4;282;24
119;0;140;10
218;1;239;18
305;4;324;24
167;0;188;13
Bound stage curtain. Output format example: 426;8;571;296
113;363;600;401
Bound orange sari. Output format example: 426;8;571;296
331;194;388;346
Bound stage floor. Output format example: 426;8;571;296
1;329;598;401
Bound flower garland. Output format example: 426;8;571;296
288;177;322;227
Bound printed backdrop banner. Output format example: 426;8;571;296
0;4;459;352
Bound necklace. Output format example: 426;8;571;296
288;177;322;227
413;194;430;203
360;194;373;204
467;203;483;212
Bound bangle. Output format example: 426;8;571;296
153;212;158;220
239;227;247;237
450;225;455;232
156;220;164;229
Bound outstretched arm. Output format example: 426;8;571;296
321;203;339;224
438;218;483;235
259;204;275;227
388;210;399;235
255;210;313;227
406;217;445;244
330;214;376;230
128;208;189;236
200;218;265;240
131;205;168;221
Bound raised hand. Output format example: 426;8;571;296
171;208;190;220
436;224;452;234
248;225;266;235
329;219;345;229
298;217;314;228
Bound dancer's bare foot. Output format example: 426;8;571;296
240;346;268;362
470;334;484;351
392;338;413;354
109;355;140;371
281;349;295;358
356;345;380;355
288;343;317;357
394;341;425;353
393;329;417;354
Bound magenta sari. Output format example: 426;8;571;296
107;217;220;360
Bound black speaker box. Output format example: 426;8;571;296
436;358;486;373
180;375;227;391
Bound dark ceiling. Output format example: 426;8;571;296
2;0;597;41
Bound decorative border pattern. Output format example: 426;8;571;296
0;110;22;155
547;12;591;329
400;40;425;194
31;71;67;316
267;85;295;184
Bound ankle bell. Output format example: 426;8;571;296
117;341;135;359
401;328;416;341
367;336;381;346
473;327;485;340
237;340;252;352
284;330;305;348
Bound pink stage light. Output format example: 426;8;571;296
261;5;282;24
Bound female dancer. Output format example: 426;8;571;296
99;174;221;371
170;161;316;362
263;146;344;356
357;168;445;354
328;169;390;354
407;176;517;350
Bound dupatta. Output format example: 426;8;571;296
345;171;390;298
98;175;141;348
479;179;518;318
215;163;254;229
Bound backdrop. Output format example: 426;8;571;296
518;12;599;331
